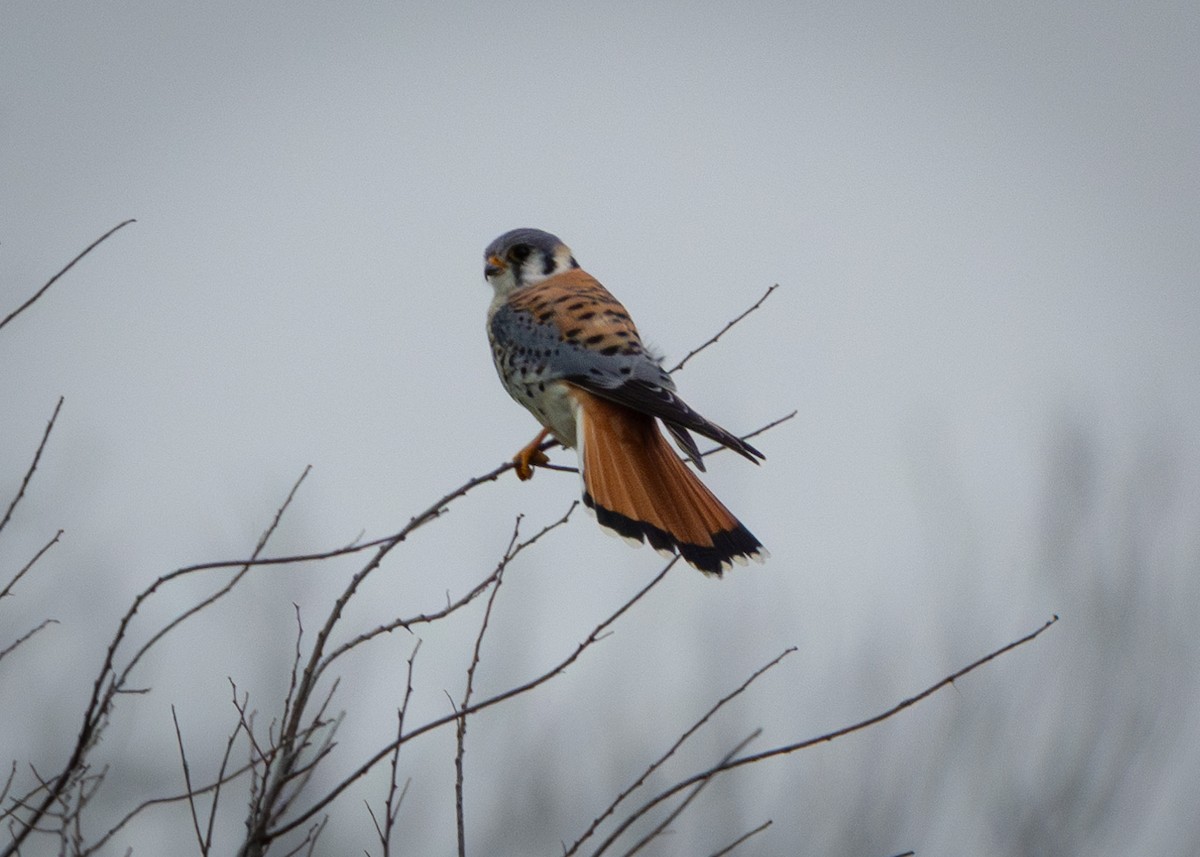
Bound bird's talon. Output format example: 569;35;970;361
513;448;550;481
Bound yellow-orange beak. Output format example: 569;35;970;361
484;254;506;278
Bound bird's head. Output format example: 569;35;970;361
483;228;579;295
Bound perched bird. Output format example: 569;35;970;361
483;228;767;575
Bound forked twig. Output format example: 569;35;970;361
617;730;762;857
318;503;577;678
566;648;795;856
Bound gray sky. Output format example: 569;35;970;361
3;3;1198;855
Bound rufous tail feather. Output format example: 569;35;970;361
570;387;766;576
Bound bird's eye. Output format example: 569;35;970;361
508;244;531;263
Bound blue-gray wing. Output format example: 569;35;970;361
490;288;763;468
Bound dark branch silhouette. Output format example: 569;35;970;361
670;284;779;374
587;616;1060;855
0;220;135;332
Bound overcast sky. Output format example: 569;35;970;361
3;3;1198;855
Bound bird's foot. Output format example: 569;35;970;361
513;428;552;480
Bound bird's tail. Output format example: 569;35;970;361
571;387;766;576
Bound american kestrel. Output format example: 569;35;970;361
483;228;766;575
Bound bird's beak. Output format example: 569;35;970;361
484;255;506;278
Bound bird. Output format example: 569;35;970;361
482;227;767;575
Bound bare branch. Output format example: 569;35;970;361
707;819;772;857
1;529;63;602
117;466;314;692
75;754;259;856
0;467;311;857
593;616;1060;853
456;518;519;857
367;641;420;857
367;640;419;857
0;398;64;539
241;460;536;857
318;502;577;677
204;701;248;855
566;648;795;856
171;706;206;856
669;284;779;374
266;559;679;842
0;618;59;664
0;220;136;332
616;730;761;857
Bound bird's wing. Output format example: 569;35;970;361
492;270;764;466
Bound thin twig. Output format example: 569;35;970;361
369;639;420;857
0;618;59;662
456;517;519;857
707;819;772;857
171;707;206;856
594;616;1059;854
1;529;63;602
0;220;136;331
670;285;779;374
204;703;248;855
0;398;64;538
278;604;308;773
